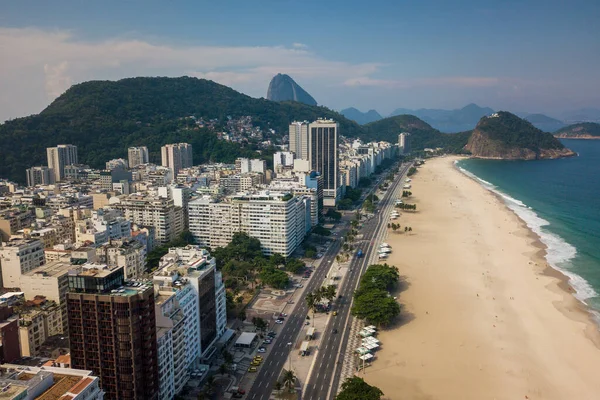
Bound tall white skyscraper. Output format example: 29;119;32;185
398;132;411;154
308;119;340;206
289;121;309;160
46;144;78;182
128;146;149;168
161;143;193;176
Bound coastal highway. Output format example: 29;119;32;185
302;162;411;400
246;162;408;400
247;208;350;399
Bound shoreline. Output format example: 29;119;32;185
363;156;600;399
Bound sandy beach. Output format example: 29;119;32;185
363;156;600;400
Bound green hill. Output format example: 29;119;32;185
0;76;364;183
465;112;575;159
554;122;600;138
362;114;471;153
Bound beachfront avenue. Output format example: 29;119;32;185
246;161;411;400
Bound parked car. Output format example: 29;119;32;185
275;319;283;324
263;339;271;344
257;347;266;353
248;367;257;372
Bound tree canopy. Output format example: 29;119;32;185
336;377;383;400
352;264;401;327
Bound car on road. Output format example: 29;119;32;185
275;319;283;324
305;321;310;326
333;311;338;316
248;367;257;373
254;356;263;362
333;328;338;334
257;347;266;353
251;360;261;366
280;313;288;317
295;284;303;288
267;331;276;337
263;339;271;344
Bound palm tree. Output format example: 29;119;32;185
404;226;408;233
323;285;337;303
409;227;413;232
305;292;317;327
282;369;297;392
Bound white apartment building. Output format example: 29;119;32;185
273;151;295;173
219;173;263;194
26;166;55;187
236;158;267;174
188;191;308;257
289;121;309;160
96;238;146;279
46;144;78;182
398;132;411;154
0;239;45;288
154;246;225;361
105;158;128;170
109;194;184;245
161;143;193;177
155;291;187;400
128;146;149;168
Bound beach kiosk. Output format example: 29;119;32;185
299;341;310;356
306;327;316;340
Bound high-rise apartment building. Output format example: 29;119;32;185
289;121;309;160
26;166;55;186
161;143;193;176
47;144;78;182
110;194;184;245
236;158;267;174
308;119;340;206
127;146;149;168
0;306;19;363
0;239;45;288
67;265;158;400
398;132;411;154
188;191;309;257
154;246;225;360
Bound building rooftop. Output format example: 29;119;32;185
23;261;73;279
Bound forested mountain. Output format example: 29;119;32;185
340;107;382;125
465;112;575;159
0;77;362;183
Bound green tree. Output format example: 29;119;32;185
325;208;342;221
352;289;400;327
252;317;267;332
322;285;337;303
335;377;383;400
282;369;297;392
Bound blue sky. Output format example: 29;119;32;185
1;0;599;121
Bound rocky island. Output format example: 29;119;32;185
464;111;576;159
554;122;600;139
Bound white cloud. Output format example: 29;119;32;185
292;42;308;49
0;27;382;121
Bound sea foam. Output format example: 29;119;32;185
455;160;597;303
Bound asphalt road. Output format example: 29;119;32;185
247;162;410;400
303;162;411;400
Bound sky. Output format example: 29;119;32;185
1;0;599;122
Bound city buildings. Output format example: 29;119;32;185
67;265;159;400
161;143;193;177
289;121;309;160
236;158;267;174
26;166;55;186
0;363;105;400
0;208;35;242
308;119;340;206
188;191;309;257
47;144;78;182
0;239;45;288
110;194;184;245
128;146;149;168
95;239;146;279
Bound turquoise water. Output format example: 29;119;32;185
456;140;600;315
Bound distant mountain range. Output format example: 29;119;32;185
339;107;382;125
341;103;600;133
554;122;600;139
266;74;317;106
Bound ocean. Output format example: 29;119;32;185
456;139;600;317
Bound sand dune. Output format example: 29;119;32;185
363;156;600;400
